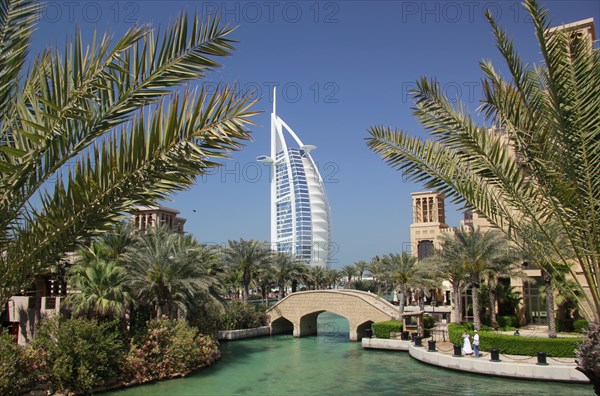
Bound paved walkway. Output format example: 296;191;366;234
433;341;576;365
363;325;588;383
427;323;579;364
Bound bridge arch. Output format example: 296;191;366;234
271;316;294;335
266;290;399;341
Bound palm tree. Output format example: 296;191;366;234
326;269;342;289
123;227;219;318
519;222;577;337
254;260;275;304
66;246;132;320
0;0;257;312
308;266;327;290
368;256;391;296
99;222;135;262
484;246;521;330
420;252;467;324
366;0;599;324
222;239;272;301
273;252;303;300
290;261;309;293
341;264;357;286
434;228;510;330
384;252;417;314
496;282;522;317
354;260;369;281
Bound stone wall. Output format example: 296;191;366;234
217;326;270;341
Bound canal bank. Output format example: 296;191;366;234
105;313;593;395
362;338;588;383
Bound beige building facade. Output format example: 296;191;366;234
130;205;186;234
409;191;451;260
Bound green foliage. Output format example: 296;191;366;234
574;319;589;333
30;316;124;394
124;227;223;319
223;239;273;301
66;255;132;319
220;301;268;330
497;315;518;329
372;320;403;339
346;279;377;292
188;301;226;336
448;324;579;358
0;0;256;312
366;0;600;323
0;330;47;395
124;317;220;384
422;315;435;329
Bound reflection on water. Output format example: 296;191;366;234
106;312;593;396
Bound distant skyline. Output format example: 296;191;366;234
31;1;599;268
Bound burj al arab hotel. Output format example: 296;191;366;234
257;89;331;268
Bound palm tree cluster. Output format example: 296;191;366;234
421;228;522;331
0;0;257;313
344;232;531;332
68;231;368;323
221;239;344;302
66;224;223;321
350;252;437;312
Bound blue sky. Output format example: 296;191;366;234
31;1;599;268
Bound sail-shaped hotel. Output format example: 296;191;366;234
257;89;331;268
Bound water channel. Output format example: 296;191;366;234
107;312;593;395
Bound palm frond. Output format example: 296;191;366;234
367;0;600;320
2;84;256;301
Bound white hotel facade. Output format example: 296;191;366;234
258;89;331;268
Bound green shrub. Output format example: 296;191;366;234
221;301;268;330
124;316;220;384
189;301;226;336
448;323;580;358
460;322;475;330
574;319;589;333
422;315;435;329
0;330;46;395
497;316;518;329
372;320;402;339
30;316;124;394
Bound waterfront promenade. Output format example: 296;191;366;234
363;327;588;384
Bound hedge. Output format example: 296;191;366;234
372;320;402;339
448;323;581;358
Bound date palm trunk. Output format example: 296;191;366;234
399;287;406;315
545;271;557;338
452;284;461;323
279;283;285;301
472;284;481;331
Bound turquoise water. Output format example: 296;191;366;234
107;313;593;395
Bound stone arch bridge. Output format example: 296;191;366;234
266;290;399;341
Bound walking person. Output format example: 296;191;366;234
473;330;480;357
462;331;473;356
